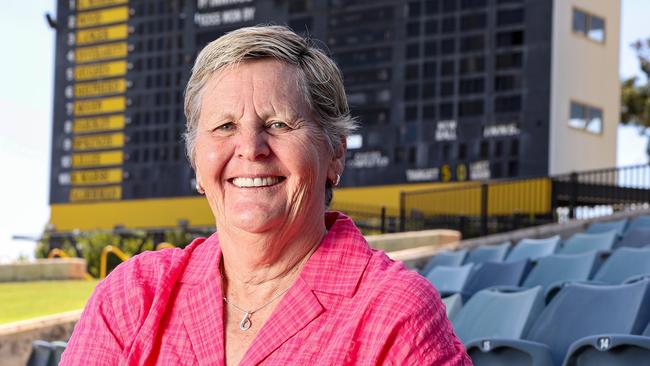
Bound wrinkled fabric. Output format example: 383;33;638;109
61;212;471;365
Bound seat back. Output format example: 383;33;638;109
615;228;650;249
593;247;650;284
421;249;468;275
453;286;544;344
506;235;560;263
586;219;628;236
26;340;54;366
461;260;531;300
522;252;598;290
426;263;473;295
465;242;511;265
441;293;463;321
525;280;650;366
558;230;618;255
626;215;650;233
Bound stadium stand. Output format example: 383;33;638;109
465;280;650;366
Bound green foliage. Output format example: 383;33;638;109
621;38;650;133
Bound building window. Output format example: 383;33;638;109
496;52;523;70
442;17;456;32
573;8;605;43
458;100;484;117
460;13;486;31
569;101;603;134
440;81;455;96
497;30;524;47
441;38;456;54
494;95;522;113
460;56;485;74
459;77;484;94
494;74;522;91
497;8;524;26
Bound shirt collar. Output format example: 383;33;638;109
180;211;372;298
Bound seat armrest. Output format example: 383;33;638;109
465;338;554;366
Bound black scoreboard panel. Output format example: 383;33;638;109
50;0;552;206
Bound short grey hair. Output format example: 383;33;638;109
183;25;357;205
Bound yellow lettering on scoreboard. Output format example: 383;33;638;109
73;115;125;133
72;132;125;151
75;60;127;81
71;168;123;185
74;96;126;116
75;79;126;98
72;150;124;167
69;185;122;202
76;6;128;28
76;24;128;45
75;42;128;64
78;0;128;11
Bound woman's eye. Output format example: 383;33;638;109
213;122;235;132
269;121;289;129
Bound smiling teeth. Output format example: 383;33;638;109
232;177;282;188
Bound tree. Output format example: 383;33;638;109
621;39;650;137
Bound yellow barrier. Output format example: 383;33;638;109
156;242;175;250
47;249;94;280
99;245;130;279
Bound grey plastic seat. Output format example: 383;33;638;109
26;340;54;366
557;230;618;255
466;280;650;366
461;260;531;301
425;263;473;296
615;228;650;249
441;293;463;321
453;286;544;345
421;249;468;275
465;242;511;265
625;215;650;233
564;320;650;366
522;252;598;301
50;341;67;366
593;247;650;284
506;236;560;263
585;219;628;236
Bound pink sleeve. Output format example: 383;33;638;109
383;281;472;365
59;279;127;365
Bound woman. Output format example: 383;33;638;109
61;26;470;365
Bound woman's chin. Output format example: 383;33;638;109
225;208;284;234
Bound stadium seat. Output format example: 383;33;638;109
563;321;650;366
614;227;650;249
522;252;598;302
26;340;54;366
461;260;532;301
50;341;67;365
425;263;474;296
420;249;468;275
465;241;511;265
557;230;618;255
453;286;544;345
441;293;463;321
592;247;650;284
465;280;650;366
625;215;650;233
585;219;628;236
505;235;560;263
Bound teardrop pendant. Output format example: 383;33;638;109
239;312;252;331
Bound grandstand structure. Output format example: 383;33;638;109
47;0;621;242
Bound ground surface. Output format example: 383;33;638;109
0;280;99;324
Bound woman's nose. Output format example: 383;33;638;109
235;126;270;161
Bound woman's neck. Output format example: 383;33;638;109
219;220;325;305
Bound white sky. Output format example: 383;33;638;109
0;0;649;262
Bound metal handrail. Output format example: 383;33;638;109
47;249;95;280
99;245;130;279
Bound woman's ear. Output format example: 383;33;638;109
327;137;346;184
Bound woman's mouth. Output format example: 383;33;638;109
229;176;286;188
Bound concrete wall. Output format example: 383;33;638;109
0;258;87;282
0;311;80;366
548;0;621;175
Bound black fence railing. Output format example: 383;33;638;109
335;164;650;239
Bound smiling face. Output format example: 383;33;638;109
194;59;343;236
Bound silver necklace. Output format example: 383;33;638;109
223;286;291;331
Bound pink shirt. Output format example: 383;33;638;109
61;212;471;365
